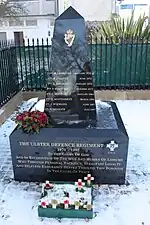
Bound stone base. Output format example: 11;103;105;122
9;101;129;185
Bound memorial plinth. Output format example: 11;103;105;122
9;101;129;185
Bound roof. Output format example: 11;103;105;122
56;6;84;20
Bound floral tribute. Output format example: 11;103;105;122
39;175;94;210
38;176;94;219
15;110;48;133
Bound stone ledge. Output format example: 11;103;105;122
22;90;150;101
1;90;150;126
0;91;23;126
95;90;150;100
22;91;46;101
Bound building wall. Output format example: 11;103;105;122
0;0;57;43
118;0;150;20
0;18;54;45
41;0;56;15
16;0;56;16
0;0;113;42
59;0;113;21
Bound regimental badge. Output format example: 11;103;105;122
64;29;75;47
106;141;118;152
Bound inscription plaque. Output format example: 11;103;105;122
15;140;125;182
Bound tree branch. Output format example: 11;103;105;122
0;0;27;19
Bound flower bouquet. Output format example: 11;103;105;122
15;111;49;133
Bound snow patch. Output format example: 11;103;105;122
95;100;111;109
31;99;45;112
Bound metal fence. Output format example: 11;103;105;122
16;39;50;91
0;43;20;107
90;39;150;89
0;38;150;106
16;38;150;90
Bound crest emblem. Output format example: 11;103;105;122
64;29;75;47
106;141;118;152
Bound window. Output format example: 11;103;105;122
134;4;147;7
26;19;37;26
0;32;7;42
120;4;133;10
9;20;24;26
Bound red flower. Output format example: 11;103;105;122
16;114;24;121
78;181;82;186
24;111;30;116
41;201;47;208
36;111;43;116
87;176;91;181
45;183;53;189
15;110;48;133
64;199;69;204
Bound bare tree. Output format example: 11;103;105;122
0;0;26;19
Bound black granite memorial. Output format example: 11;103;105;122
44;6;96;124
9;7;129;185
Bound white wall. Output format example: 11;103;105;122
134;4;149;20
59;0;112;21
59;0;66;15
23;19;53;45
119;0;150;20
0;18;54;45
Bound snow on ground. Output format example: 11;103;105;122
0;100;150;225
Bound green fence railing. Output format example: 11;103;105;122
90;43;150;89
0;44;20;107
0;37;150;107
16;43;51;90
15;38;150;90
